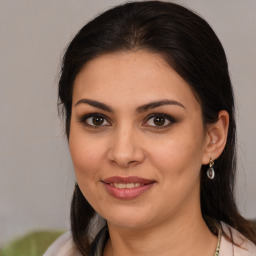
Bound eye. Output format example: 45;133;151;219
79;113;111;127
143;113;176;128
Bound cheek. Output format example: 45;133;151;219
148;125;205;179
147;128;205;213
69;131;108;205
69;128;107;180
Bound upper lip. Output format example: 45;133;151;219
102;176;155;184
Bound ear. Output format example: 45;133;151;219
202;110;229;165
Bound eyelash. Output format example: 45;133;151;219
78;112;176;129
143;113;176;129
78;113;110;128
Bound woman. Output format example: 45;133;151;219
44;1;256;255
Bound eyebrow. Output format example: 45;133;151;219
75;98;185;113
137;99;185;113
75;99;113;112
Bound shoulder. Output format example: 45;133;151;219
43;225;108;256
43;231;81;256
220;222;256;256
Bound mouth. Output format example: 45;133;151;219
101;176;156;199
108;182;144;189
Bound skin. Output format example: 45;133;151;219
69;50;229;256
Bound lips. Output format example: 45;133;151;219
102;176;155;199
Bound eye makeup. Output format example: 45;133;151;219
143;113;177;129
78;112;111;128
77;111;177;130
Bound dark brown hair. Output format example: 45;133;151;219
58;1;256;255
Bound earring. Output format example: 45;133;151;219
75;180;78;186
207;158;215;179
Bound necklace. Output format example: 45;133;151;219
213;227;222;256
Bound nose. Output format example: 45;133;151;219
107;126;145;168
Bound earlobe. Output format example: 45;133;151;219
202;110;229;165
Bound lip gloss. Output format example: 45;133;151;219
103;183;154;199
102;176;155;199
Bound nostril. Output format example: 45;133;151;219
110;159;138;167
128;160;137;166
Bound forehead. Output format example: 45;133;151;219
72;50;200;113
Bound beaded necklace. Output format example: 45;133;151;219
214;227;222;256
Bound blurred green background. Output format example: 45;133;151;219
0;230;64;256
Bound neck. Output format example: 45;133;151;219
104;208;217;256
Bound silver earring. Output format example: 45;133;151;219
207;159;215;179
75;180;78;186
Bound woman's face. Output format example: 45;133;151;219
69;50;209;230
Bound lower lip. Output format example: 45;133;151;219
103;183;155;200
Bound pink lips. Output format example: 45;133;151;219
102;176;155;200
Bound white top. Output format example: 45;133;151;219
43;222;256;256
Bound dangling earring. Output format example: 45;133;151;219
207;158;215;179
75;180;78;186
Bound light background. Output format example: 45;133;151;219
0;0;255;246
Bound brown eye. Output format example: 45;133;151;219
80;113;111;127
143;113;176;128
92;116;104;126
153;116;166;126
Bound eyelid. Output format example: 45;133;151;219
78;112;176;129
78;113;111;127
142;113;176;128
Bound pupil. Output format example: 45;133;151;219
154;117;165;126
93;117;104;125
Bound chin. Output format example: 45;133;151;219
102;206;156;230
108;217;152;230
